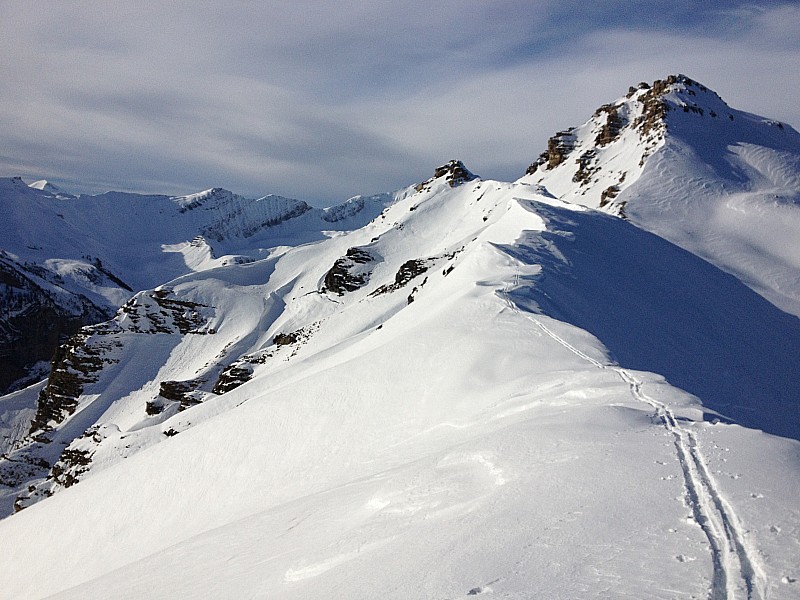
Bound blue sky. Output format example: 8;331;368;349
2;1;799;205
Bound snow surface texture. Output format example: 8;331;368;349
0;79;799;599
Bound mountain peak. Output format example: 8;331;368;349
415;160;478;192
175;187;239;211
525;75;737;176
519;73;799;215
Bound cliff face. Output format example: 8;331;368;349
0;254;112;395
4;285;217;511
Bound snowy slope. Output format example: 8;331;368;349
1;76;799;599
0;178;400;393
520;75;800;317
0;177;398;301
0;158;798;599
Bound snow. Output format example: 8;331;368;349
0;180;396;305
521;75;800;317
0;382;41;456
625;135;800;317
0;77;799;599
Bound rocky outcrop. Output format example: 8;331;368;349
119;288;213;335
180;188;314;242
272;324;316;346
322;247;375;295
0;451;50;490
28;287;214;433
524;75;737;203
28;332;121;434
527;75;732;183
416;160;477;192
322;196;366;223
599;185;620;208
594;104;625;146
526;129;577;175
14;423;116;511
572;150;598;186
147;378;206;414
212;351;272;395
212;364;255;395
49;447;92;489
633;80;671;137
371;258;433;297
0;284;218;513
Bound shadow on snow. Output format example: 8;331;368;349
503;201;800;441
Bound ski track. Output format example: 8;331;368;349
502;277;765;599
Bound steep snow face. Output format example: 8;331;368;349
520;75;800;316
504;202;800;440
0;165;798;599
624;94;800;316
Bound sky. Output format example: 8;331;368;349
2;1;799;206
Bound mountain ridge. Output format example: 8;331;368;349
1;75;799;599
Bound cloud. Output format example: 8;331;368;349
0;1;798;204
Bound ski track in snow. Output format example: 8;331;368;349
532;317;766;600
502;273;766;599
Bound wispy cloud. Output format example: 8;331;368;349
1;1;798;204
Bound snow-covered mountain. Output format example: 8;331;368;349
0;77;799;600
521;74;800;316
0;178;399;395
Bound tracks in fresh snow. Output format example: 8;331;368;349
614;368;763;600
515;307;765;599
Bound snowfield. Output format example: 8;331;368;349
0;76;799;599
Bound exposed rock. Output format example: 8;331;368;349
526;129;576;174
371;258;433;297
599;185;620;208
272;324;317;353
546;130;577;169
572;150;598;186
416;160;477;192
144;399;165;416
29;332;120;434
322;196;365;223
594;104;624;146
212;351;272;395
181;188;314;241
631;75;694;137
13;423;115;511
395;260;432;286
528;76;722;181
151;378;206;413
322;247;375;295
90;258;133;292
0;254;112;395
273;331;301;347
0;452;51;490
50;448;92;489
212;364;255;395
120;288;213;335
